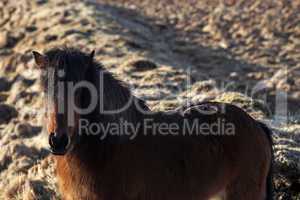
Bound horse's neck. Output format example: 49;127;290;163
86;66;148;124
69;66;149;162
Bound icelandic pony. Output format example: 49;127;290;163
33;48;273;200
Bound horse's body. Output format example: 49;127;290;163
33;48;273;200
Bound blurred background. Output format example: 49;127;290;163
0;0;299;199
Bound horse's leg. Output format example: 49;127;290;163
224;176;266;200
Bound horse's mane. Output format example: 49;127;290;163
87;54;149;125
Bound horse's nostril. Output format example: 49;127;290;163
49;132;69;152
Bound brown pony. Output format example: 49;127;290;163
33;48;273;200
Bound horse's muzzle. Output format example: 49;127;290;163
49;132;69;155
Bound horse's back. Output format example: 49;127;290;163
180;101;272;164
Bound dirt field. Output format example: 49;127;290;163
0;0;299;199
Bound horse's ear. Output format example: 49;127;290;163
87;50;95;70
89;50;95;61
84;50;95;76
32;51;48;69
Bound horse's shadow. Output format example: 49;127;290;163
89;1;266;82
87;1;299;119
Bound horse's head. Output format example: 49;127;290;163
33;48;95;155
